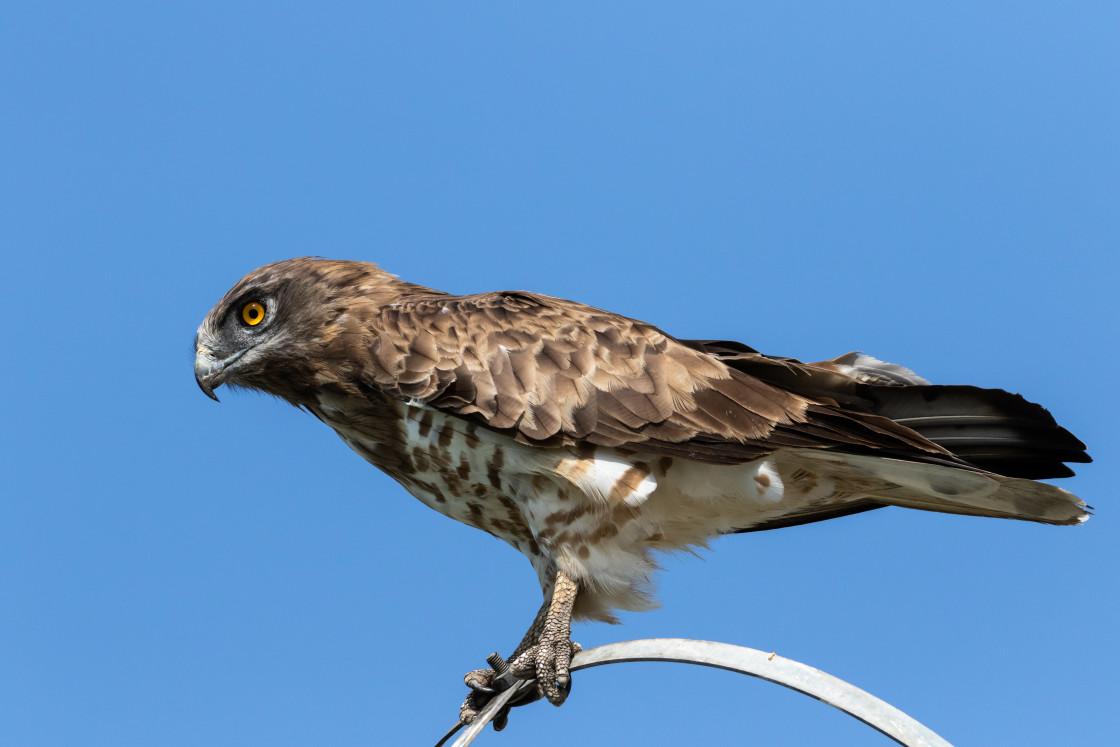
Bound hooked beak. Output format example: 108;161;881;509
194;346;247;402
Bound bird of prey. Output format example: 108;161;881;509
195;257;1090;723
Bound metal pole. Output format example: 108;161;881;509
441;638;954;747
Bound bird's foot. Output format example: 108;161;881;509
458;638;582;727
458;570;581;729
509;636;582;706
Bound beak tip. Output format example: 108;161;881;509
196;376;222;402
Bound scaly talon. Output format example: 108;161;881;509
457;570;581;724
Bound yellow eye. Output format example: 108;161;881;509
241;301;266;326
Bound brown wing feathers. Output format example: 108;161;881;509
355;288;964;467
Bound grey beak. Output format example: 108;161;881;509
194;347;246;402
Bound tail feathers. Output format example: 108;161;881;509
780;450;1090;526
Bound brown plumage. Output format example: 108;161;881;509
194;257;1090;721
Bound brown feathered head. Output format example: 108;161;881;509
194;258;412;404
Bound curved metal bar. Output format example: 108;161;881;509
444;638;954;747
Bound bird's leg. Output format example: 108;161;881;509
459;570;581;725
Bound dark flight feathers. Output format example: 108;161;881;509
684;340;1089;479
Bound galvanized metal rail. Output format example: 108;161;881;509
437;638;954;746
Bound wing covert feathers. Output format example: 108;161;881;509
358;290;959;466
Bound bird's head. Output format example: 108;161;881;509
194;257;400;403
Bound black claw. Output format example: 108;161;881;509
556;675;572;703
469;684;497;695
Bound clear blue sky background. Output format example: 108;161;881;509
3;3;1117;745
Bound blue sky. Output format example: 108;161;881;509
2;2;1117;745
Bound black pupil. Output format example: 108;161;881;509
248;306;259;320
